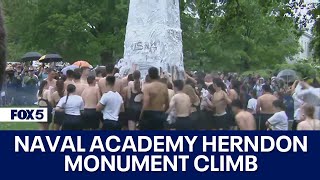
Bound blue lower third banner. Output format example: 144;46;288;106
0;131;319;179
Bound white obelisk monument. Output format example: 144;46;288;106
120;0;184;79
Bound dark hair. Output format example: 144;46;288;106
66;70;74;78
145;75;151;83
95;67;106;77
56;79;65;98
249;90;257;99
106;76;116;86
173;80;184;91
47;68;54;73
302;104;315;119
186;78;196;88
262;84;272;93
65;84;76;105
273;100;286;111
213;78;226;91
231;99;243;109
208;84;215;94
80;67;89;74
87;75;96;85
73;68;81;80
127;74;134;82
231;79;241;94
148;67;159;80
38;81;48;97
133;70;141;93
105;64;114;74
113;68;119;74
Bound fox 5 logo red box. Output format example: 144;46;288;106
0;108;48;122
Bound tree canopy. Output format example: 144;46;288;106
2;0;313;72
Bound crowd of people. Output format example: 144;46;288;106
1;62;320;131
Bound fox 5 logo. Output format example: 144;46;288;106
0;108;48;122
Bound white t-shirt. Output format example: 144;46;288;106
247;98;257;114
57;95;84;116
268;111;288;130
100;91;123;121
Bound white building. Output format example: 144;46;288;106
287;0;319;63
298;32;313;60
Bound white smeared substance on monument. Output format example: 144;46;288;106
119;0;185;79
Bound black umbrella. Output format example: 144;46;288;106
38;54;63;63
21;52;42;62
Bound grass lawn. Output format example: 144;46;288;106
0;122;38;130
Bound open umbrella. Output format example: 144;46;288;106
61;65;78;75
21;52;42;62
73;60;92;68
39;54;63;63
277;69;297;83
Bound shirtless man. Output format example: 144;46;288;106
297;104;320;130
64;70;75;89
231;99;256;130
73;68;88;96
166;80;192;130
81;75;101;130
256;84;278;130
45;68;57;91
229;80;240;101
98;64;123;95
80;67;90;85
140;67;169;130
206;79;232;130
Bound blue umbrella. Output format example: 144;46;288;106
61;65;78;75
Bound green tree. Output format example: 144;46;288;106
310;3;320;62
181;0;300;72
3;0;129;65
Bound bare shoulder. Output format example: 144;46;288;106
98;77;105;84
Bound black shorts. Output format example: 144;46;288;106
53;111;64;126
199;110;213;130
62;114;83;130
257;114;274;130
39;106;52;124
127;108;141;122
119;112;128;128
175;116;194;130
139;111;166;130
82;109;100;129
214;113;230;130
102;119;121;130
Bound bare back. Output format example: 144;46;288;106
51;91;64;107
297;120;320;130
168;89;175;102
257;94;278;114
98;77;123;94
38;90;50;107
171;93;191;117
229;89;239;101
64;80;75;89
75;82;88;96
235;111;256;130
143;81;169;111
46;79;57;90
213;90;228;114
81;86;101;109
